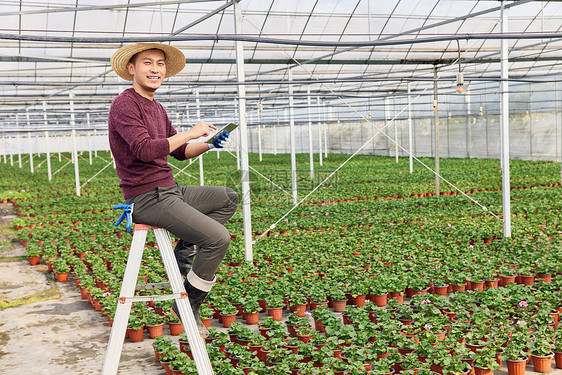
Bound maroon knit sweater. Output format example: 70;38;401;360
108;88;188;199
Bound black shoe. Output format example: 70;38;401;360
171;280;209;337
174;240;198;277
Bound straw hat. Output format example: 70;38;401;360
110;42;186;81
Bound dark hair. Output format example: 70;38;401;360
129;49;166;65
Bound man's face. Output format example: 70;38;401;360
127;49;166;98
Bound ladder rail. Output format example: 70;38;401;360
101;224;214;375
101;227;148;375
154;227;214;374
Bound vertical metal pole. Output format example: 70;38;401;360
466;90;471;157
500;2;511;237
273;117;278;155
434;66;440;195
257;109;262;162
307;87;314;180
17;134;22;168
28;132;34;173
408;83;413;173
235;100;241;169
87;113;92;165
288;67;298;205
195;89;204;186
325;104;330;158
284;109;289;153
234;1;253;263
555;78;562;183
384;97;390;156
394;98;399;163
43;102;52;180
70;92;80;196
529;86;533;159
26;109;34;173
317;97;323;166
94;129;98;157
16;114;22;168
45;131;52;181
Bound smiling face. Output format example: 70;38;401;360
127;49;166;100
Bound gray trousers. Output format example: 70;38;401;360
126;184;238;284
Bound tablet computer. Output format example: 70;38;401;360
205;123;238;144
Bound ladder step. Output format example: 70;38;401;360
134;282;171;290
118;292;187;304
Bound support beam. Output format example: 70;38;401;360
307;87;314;180
434;66;440;196
69;92;80;196
195;89;204;186
288;67;298;205
408;83;413;173
500;2;512;238
234;1;253;263
317;96;323;166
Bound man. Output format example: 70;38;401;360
108;42;238;336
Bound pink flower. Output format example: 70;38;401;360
518;301;528;307
103;291;112;297
421;299;431;305
351;266;356;269
389;223;394;226
468;245;473;249
284;219;289;222
424;324;433;330
516;320;527;325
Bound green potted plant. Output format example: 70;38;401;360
472;346;501;375
530;326;555;374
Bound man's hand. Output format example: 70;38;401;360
208;131;230;149
190;120;216;139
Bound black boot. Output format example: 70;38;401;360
171;280;209;337
174;239;198;277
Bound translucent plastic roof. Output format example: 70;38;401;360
2;0;562;130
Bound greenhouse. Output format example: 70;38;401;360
0;0;562;374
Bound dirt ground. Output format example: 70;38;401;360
0;200;560;375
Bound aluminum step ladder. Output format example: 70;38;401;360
101;204;213;374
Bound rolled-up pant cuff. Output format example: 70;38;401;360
186;270;216;292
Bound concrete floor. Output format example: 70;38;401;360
0;201;560;375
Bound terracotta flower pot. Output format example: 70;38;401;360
127;327;144;342
168;322;184;335
532;353;553;373
27;255;40;266
473;367;494;375
220;313;236;328
331;299;347;312
469;281;484;291
506;358;526;375
346;293;367;307
484;279;499;289
289;304;307;317
519;275;535;286
146;324;163;339
267;307;283;321
500;275;516;286
244;311;259;325
451;284;466;293
388;291;405;303
555;352;562;369
54;271;69;282
370;293;388;307
432;285;448;296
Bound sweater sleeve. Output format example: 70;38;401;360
167;116;189;161
110;96;170;163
